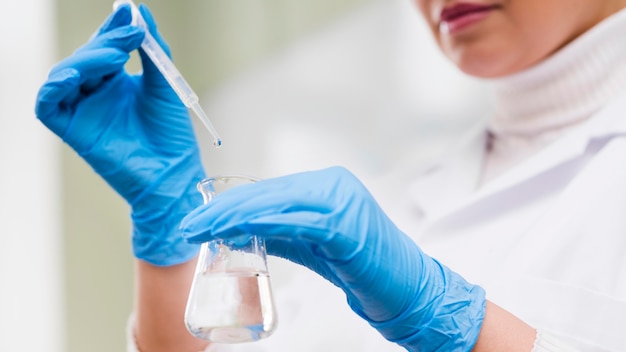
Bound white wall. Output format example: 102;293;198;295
200;0;491;180
0;0;64;351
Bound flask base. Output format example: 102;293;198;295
188;325;273;343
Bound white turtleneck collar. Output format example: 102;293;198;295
481;7;626;183
489;7;626;135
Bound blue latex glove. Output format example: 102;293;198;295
35;3;204;266
180;166;486;351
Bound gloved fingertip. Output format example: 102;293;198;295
112;3;133;23
180;228;204;244
34;98;57;124
179;218;210;244
136;3;171;56
36;68;81;108
34;68;81;135
179;218;196;238
138;3;157;32
96;3;133;35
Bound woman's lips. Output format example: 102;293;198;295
439;3;499;34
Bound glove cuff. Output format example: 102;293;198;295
130;151;205;266
367;259;486;352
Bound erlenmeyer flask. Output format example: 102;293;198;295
184;175;278;343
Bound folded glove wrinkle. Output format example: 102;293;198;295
130;151;204;210
366;259;485;351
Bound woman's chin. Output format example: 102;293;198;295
452;52;527;79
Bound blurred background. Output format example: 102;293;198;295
1;0;491;351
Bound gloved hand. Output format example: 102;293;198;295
180;166;486;351
35;3;205;266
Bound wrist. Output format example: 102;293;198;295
368;259;486;352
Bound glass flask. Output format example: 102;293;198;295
184;175;278;343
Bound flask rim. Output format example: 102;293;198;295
197;174;261;203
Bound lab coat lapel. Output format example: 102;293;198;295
407;124;487;220
412;91;626;232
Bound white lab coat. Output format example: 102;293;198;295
393;91;626;351
209;92;626;352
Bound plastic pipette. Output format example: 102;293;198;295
113;0;222;148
